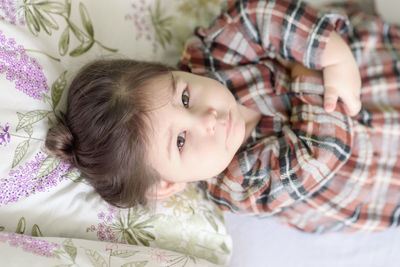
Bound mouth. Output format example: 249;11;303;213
226;111;232;143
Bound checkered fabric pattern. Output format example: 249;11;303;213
180;0;400;233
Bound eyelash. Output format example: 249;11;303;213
177;86;190;152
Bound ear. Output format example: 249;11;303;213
146;180;187;199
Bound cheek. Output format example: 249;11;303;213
194;137;225;162
200;152;232;178
228;118;246;154
187;138;234;179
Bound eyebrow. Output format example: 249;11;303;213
167;74;178;161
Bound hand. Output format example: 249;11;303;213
322;58;361;116
321;32;362;116
277;44;362;117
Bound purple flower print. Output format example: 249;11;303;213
0;122;10;147
93;223;116;242
87;205;119;242
125;0;158;52
87;204;157;246
0;0;25;25
0;151;73;206
0;30;49;99
98;211;105;220
0;232;60;258
150;248;171;265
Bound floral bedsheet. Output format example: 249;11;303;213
0;0;231;266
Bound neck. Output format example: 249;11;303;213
238;104;261;145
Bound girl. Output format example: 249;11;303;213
45;0;400;233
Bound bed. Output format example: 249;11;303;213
0;0;231;266
1;0;400;266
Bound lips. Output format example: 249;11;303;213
226;111;231;142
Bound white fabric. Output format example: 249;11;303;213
0;231;220;267
225;212;400;267
0;1;231;266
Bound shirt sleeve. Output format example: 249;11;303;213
179;0;347;73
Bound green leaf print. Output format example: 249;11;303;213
34;11;51;34
0;226;5;232
62;169;83;183
79;2;94;37
41;92;52;106
121;261;148;267
52;249;64;260
220;242;230;254
51;70;68;109
23;1;63;36
58;26;70;56
65;0;71;17
21;0;117;56
32;6;59;35
16;112;23;121
166;255;194;267
133;229;154;246
120;210;159;246
10;218;45;236
15;217;26;234
132;216;159;229
12;140;30;168
204;213;218;232
177;0;222;20
31;224;43;237
85;249;108;267
123;230;138;246
35;155;61;179
62;239;77;262
35;5;58;27
16;110;52;131
47;115;55;128
149;0;173;48
110;250;139;258
66;19;85;43
35;1;65;14
69;39;94;57
24;124;33;137
24;7;40;36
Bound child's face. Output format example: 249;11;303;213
146;71;247;184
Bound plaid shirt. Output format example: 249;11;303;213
179;0;400;233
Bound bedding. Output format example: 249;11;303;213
0;0;231;266
0;232;221;267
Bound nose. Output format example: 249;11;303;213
201;108;217;135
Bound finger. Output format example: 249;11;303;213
341;93;361;116
323;86;339;112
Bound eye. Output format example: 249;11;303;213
182;86;190;108
177;131;186;152
177;86;189;153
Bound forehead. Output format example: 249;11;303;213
144;72;176;108
143;72;177;131
143;73;177;162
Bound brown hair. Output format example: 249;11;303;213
45;59;175;208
